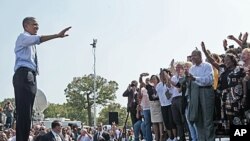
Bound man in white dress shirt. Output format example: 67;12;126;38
186;48;215;141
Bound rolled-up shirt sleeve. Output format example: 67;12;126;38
21;34;41;46
17;32;40;47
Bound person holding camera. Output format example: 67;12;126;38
139;73;153;141
122;80;139;126
3;101;14;129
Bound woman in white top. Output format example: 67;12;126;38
146;75;163;141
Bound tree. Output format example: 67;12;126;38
97;103;131;127
43;103;65;118
43;103;87;122
64;74;118;125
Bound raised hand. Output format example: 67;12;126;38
170;59;175;67
223;39;228;48
57;26;72;38
140;72;149;77
238;32;242;41
127;84;132;91
227;35;235;40
165;72;171;80
242;32;248;43
201;41;206;53
186;73;196;81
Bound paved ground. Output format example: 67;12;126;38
215;138;230;141
185;135;230;141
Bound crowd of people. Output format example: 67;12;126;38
122;32;250;141
3;16;250;141
0;118;127;141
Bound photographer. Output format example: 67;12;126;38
0;107;6;131
3;101;14;129
122;80;139;126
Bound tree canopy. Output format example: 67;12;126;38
64;74;119;125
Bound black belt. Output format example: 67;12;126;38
16;67;36;75
172;96;182;100
199;85;212;89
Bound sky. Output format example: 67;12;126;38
1;0;250;111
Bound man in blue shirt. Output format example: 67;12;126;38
13;17;71;141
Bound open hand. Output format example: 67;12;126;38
243;32;248;43
238;32;242;41
57;26;72;38
227;35;235;40
223;39;228;48
201;41;206;53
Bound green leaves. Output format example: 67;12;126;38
64;74;119;125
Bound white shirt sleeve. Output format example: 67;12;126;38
190;63;214;86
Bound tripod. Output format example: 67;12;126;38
122;112;130;141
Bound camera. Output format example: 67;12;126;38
130;83;136;87
229;45;234;48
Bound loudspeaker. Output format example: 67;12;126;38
109;112;118;125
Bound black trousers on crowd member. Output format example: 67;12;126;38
13;67;37;141
128;107;137;126
171;96;186;141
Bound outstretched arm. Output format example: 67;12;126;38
238;32;243;41
201;41;219;70
40;26;71;43
123;85;132;97
139;73;149;87
223;39;228;51
242;32;249;49
169;59;176;75
227;35;243;47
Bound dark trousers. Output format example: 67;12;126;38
13;67;37;141
171;96;186;141
5;116;13;128
129;108;137;126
